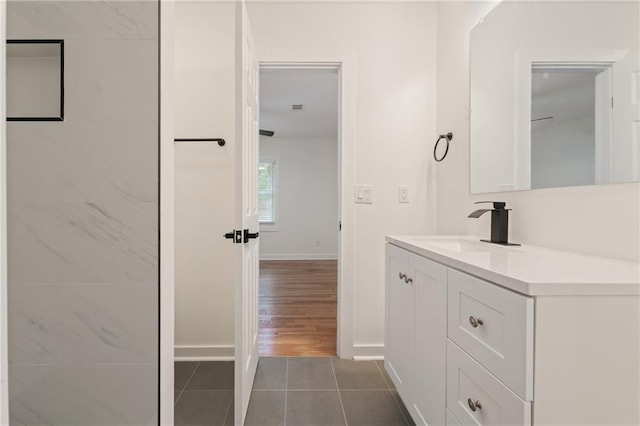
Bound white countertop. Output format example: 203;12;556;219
386;235;640;296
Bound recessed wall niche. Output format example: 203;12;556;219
6;39;64;121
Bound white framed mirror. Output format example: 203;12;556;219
470;1;639;194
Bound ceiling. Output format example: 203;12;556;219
260;68;339;139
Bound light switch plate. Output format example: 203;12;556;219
398;186;409;203
354;185;373;204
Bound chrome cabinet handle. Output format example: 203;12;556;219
468;398;482;412
397;272;413;284
469;316;484;328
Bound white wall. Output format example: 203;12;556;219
259;137;338;260
248;1;438;353
436;1;640;263
174;1;235;359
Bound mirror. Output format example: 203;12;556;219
470;1;639;193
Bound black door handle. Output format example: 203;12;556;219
243;229;259;243
224;230;242;244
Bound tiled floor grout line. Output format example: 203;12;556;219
174;361;201;405
284;358;289;426
388;389;411;426
374;360;393;389
252;388;391;392
330;358;349;426
374;361;411;426
220;394;233;426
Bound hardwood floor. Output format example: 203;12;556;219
259;260;337;357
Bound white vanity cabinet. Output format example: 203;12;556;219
385;236;640;426
385;244;447;425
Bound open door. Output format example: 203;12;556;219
612;52;640;182
234;1;260;424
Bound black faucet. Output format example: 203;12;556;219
468;201;520;246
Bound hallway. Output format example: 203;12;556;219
259;260;337;356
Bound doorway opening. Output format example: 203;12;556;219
257;65;341;357
530;62;614;189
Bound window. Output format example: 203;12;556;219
258;160;278;229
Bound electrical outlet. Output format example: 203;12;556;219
398;186;409;203
354;185;373;204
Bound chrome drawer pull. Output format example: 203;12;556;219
467;398;482;412
469;316;484;328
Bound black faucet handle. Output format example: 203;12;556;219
474;201;506;209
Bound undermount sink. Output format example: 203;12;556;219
400;236;522;254
421;240;488;253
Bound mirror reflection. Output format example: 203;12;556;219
470;1;639;193
531;68;598;189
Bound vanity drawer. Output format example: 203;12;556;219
447;340;531;425
447;269;534;400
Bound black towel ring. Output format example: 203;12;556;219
433;132;453;162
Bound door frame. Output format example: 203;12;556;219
259;60;355;359
0;1;8;423
159;1;175;424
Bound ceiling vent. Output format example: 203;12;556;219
292;104;304;111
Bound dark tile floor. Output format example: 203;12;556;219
174;361;235;426
175;358;414;426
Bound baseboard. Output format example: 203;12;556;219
175;345;234;361
260;253;338;261
352;344;384;361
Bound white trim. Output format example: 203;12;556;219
175;345;235;361
260;253;338;261
159;1;175;425
259;58;355;360
353;344;385;360
353;355;385;362
595;68;613;184
0;1;9;424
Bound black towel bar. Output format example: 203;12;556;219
174;138;226;146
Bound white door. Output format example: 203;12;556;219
234;1;260;424
612;52;640;182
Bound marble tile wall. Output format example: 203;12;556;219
6;2;159;424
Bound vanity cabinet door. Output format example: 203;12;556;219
411;253;447;426
385;244;414;404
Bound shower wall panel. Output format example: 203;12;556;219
6;2;159;424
